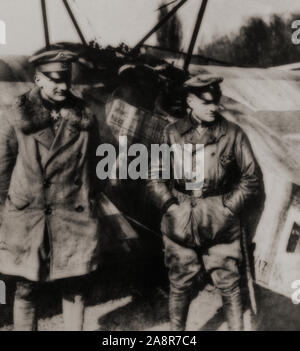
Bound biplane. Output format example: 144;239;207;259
1;0;300;324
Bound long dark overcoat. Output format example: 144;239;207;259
0;87;103;281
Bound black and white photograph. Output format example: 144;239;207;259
0;0;300;335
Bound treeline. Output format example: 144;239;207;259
198;14;300;67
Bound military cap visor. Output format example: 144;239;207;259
41;70;72;81
184;74;223;104
29;50;78;72
184;74;223;89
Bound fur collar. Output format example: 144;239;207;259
14;87;94;134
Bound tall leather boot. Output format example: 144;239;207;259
169;289;191;331
62;279;85;331
62;293;84;331
221;286;244;331
14;280;37;331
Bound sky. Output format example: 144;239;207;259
0;0;300;55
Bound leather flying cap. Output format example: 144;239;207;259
184;73;223;89
29;49;78;72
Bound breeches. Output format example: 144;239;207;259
163;190;243;294
163;235;242;295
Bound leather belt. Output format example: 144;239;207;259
174;184;223;198
174;184;204;198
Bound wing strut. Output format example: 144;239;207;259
183;0;208;72
41;0;50;49
62;0;88;46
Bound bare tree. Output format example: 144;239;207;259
199;14;300;67
156;1;182;51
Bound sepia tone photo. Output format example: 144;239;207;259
0;0;300;332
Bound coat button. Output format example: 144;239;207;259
74;178;82;187
43;179;51;188
44;206;52;215
191;199;197;207
76;205;84;213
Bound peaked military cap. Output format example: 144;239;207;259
29;49;78;72
184;73;223;89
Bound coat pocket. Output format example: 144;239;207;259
7;194;31;211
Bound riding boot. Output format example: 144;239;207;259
169;289;191;331
221;286;244;331
61;277;85;331
14;280;38;331
62;293;84;331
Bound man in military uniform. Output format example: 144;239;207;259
0;47;102;330
146;74;262;330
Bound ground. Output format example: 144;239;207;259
1;264;300;331
0;226;299;331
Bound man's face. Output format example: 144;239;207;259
35;70;71;103
186;90;219;124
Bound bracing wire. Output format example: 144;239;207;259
70;0;100;44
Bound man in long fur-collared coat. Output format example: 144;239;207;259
0;48;103;330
